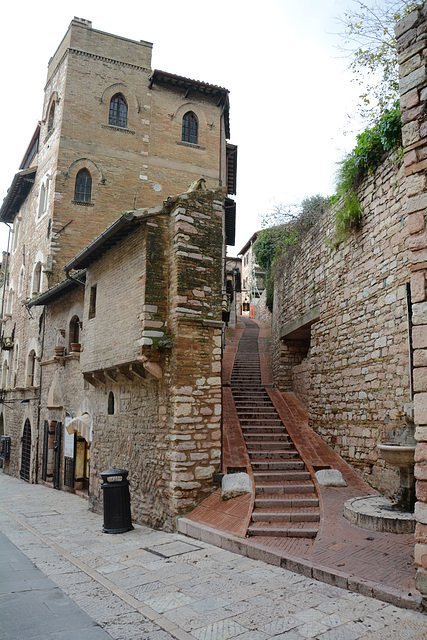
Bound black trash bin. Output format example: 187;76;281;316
100;468;134;534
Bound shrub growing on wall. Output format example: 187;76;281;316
332;101;402;245
254;196;329;312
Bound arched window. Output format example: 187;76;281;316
107;391;115;415
74;169;92;203
27;350;36;387
6;289;14;315
2;360;9;390
12;219;19;251
18;267;25;296
69;315;80;351
182;111;198;144
48;102;55;131
32;262;43;295
38;183;46;218
13;343;19;387
109;94;128;128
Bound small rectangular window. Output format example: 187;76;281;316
89;285;97;319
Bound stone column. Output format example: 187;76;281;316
396;3;427;606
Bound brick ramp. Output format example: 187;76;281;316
180;317;421;610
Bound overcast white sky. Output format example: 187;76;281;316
0;0;369;256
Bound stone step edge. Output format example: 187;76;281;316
247;526;318;538
176;517;422;612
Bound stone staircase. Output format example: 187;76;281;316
231;318;319;538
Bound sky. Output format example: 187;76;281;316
0;0;368;256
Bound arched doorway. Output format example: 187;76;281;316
65;413;91;492
20;419;31;482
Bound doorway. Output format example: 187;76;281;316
20;419;31;482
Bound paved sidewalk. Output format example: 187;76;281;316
0;530;114;640
1;473;426;640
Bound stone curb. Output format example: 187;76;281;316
177;517;423;612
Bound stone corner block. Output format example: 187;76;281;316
221;472;252;501
315;469;347;487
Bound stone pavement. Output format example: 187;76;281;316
0;530;113;640
1;473;426;640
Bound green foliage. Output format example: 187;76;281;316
332;191;364;247
336;101;402;195
331;101;402;245
254;195;329;311
338;0;421;122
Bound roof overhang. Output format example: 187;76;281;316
0;167;37;223
64;213;141;272
238;230;262;256
28;271;87;307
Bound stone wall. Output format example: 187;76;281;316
254;289;272;326
82;189;223;528
272;142;409;499
395;2;427;607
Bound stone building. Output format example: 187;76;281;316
0;18;236;527
238;231;265;317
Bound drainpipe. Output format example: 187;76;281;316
65;270;85;287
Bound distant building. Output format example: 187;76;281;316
238;231;265;317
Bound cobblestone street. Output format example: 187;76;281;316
0;474;425;640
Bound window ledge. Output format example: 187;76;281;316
177;141;205;150
71;200;94;207
101;124;135;135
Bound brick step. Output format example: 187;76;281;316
249;450;298;459
233;399;272;405
251;510;320;523
244;434;291;443
251;460;304;470
246;441;294;450
232;391;269;396
234;404;274;410
253;470;311;482
242;425;287;433
246;450;299;461
238;412;279;419
240;419;283;426
231;382;264;387
255;496;319;508
255;483;316;495
247;523;318;538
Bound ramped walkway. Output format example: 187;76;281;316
178;318;423;612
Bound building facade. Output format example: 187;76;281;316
0;18;236;527
238;232;265;317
